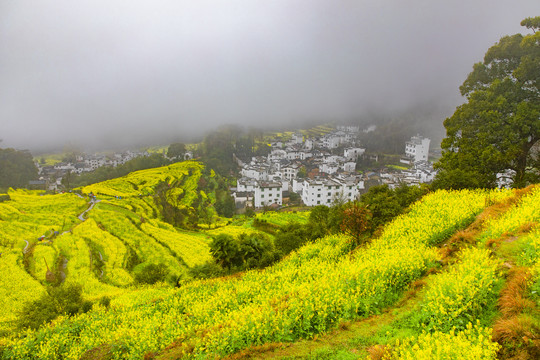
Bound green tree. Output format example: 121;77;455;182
167;142;186;160
297;166;307;179
17;283;91;330
134;263;169;285
0;148;38;188
434;18;540;189
360;184;426;232
209;234;241;270
237;233;274;268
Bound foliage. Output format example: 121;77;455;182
134;263;170;285
209;232;275;270
167;142;186;159
16;283;91;331
274;223;312;255
340;202;371;247
434;18;540;189
360;184;427;231
209;234;242;270
0;148;38;188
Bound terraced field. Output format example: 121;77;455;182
4;187;535;360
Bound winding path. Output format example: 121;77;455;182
23;240;29;253
78;198;100;221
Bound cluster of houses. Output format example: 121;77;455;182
33;150;152;191
231;127;439;209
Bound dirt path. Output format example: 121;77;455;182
78;198;100;221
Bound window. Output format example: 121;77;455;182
328;192;331;196
317;194;321;198
261;194;264;198
277;193;280;197
317;201;320;204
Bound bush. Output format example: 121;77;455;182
189;261;227;279
134;263;169;285
17;283;91;330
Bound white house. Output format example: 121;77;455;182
241;166;269;181
268;149;287;162
319;162;339;175
344;147;366;161
301;176;362;206
322;135;341;149
254;181;282;208
237;177;258;192
301;178;341;206
342;162;356;172
282;164;300;180
404;135;430;163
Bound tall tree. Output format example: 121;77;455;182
167;142;186;160
434;17;540;189
0;148;38;188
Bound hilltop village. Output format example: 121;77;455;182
231;125;437;209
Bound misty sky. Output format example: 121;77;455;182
1;0;539;151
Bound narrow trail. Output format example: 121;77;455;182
78;198;100;221
23;239;29;253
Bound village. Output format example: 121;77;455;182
31;150;155;191
29;125;441;208
231;125;437;209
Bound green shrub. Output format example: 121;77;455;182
134;263;169;285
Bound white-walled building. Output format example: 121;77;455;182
301;176;363;206
282;164;300;180
268;149;287;162
405;135;430;163
342;162;356;172
319;162;339;175
241;166;270;181
322;135;342;149
236;178;258;192
344;147;366;161
254;182;282;208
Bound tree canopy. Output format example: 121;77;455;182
0;147;38;189
167;142;186;159
434;17;540;189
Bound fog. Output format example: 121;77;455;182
1;0;538;151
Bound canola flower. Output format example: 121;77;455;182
387;322;499;360
479;185;540;244
416;248;500;332
1;189;501;359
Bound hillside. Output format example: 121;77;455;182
2;185;538;359
0;162;239;335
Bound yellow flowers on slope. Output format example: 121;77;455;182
388;322;499;360
1;189;501;359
